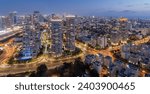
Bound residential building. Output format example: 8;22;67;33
19;24;41;60
50;17;63;57
65;15;76;51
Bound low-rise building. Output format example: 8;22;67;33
104;56;112;68
85;54;97;65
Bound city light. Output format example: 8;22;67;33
0;11;150;77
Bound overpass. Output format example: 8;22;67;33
0;27;23;42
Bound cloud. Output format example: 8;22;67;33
97;10;136;17
106;10;136;14
127;5;133;7
120;10;136;13
144;3;150;6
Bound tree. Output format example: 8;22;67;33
36;64;48;77
90;69;99;77
73;58;85;77
29;72;36;77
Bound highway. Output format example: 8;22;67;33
0;39;16;65
0;35;149;76
0;26;22;42
0;40;86;76
0;50;85;76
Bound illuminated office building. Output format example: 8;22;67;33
9;11;17;26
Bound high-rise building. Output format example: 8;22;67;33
19;24;41;60
25;15;33;25
65;15;76;51
51;14;57;19
0;16;7;29
33;11;44;24
9;11;17;26
17;16;25;25
33;11;40;24
0;17;3;30
50;17;63;57
3;16;11;28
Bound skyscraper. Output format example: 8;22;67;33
33;11;40;24
65;15;76;51
0;17;3;30
33;11;44;24
50;17;63;57
25;15;33;25
19;24;41;60
9;11;17;26
0;16;6;29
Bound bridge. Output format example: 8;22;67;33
0;27;23;42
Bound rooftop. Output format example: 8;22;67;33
65;15;75;18
50;18;63;22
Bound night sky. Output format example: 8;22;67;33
0;0;150;17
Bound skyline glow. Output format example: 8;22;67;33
0;0;150;17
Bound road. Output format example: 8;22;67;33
0;40;86;76
0;35;149;76
0;51;85;76
0;26;23;41
0;39;16;65
76;41;115;60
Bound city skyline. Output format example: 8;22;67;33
0;0;150;17
0;0;150;77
